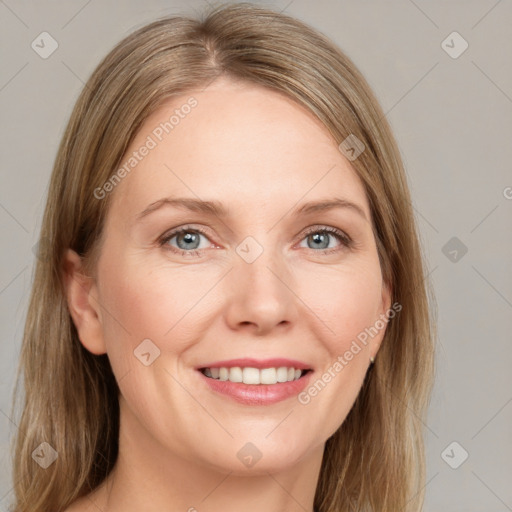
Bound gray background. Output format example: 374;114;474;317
1;0;511;510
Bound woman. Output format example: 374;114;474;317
11;3;436;511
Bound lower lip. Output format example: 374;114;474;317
198;370;313;405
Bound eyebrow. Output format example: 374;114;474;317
296;198;367;221
136;196;368;222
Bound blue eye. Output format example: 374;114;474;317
159;225;352;257
159;226;212;257
171;231;204;250
299;226;352;254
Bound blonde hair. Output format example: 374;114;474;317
11;3;436;511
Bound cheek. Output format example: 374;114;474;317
97;258;216;357
292;262;384;440
94;260;206;418
298;258;384;351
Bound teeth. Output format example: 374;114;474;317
243;367;260;384
230;367;243;383
201;366;306;385
260;368;276;384
276;367;288;382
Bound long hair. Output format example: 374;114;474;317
11;3;436;511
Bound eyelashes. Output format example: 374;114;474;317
299;225;353;253
158;224;354;258
159;225;212;258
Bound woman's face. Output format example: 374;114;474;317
73;77;391;473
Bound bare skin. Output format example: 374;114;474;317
63;76;391;512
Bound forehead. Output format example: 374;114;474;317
109;77;369;219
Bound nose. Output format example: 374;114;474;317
223;245;299;335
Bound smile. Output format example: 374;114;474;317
195;358;314;404
200;366;310;385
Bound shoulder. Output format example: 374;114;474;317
62;501;87;512
63;479;109;511
62;495;100;512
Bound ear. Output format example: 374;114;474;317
380;279;392;317
372;279;393;358
62;248;107;355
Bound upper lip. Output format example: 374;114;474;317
196;358;313;370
